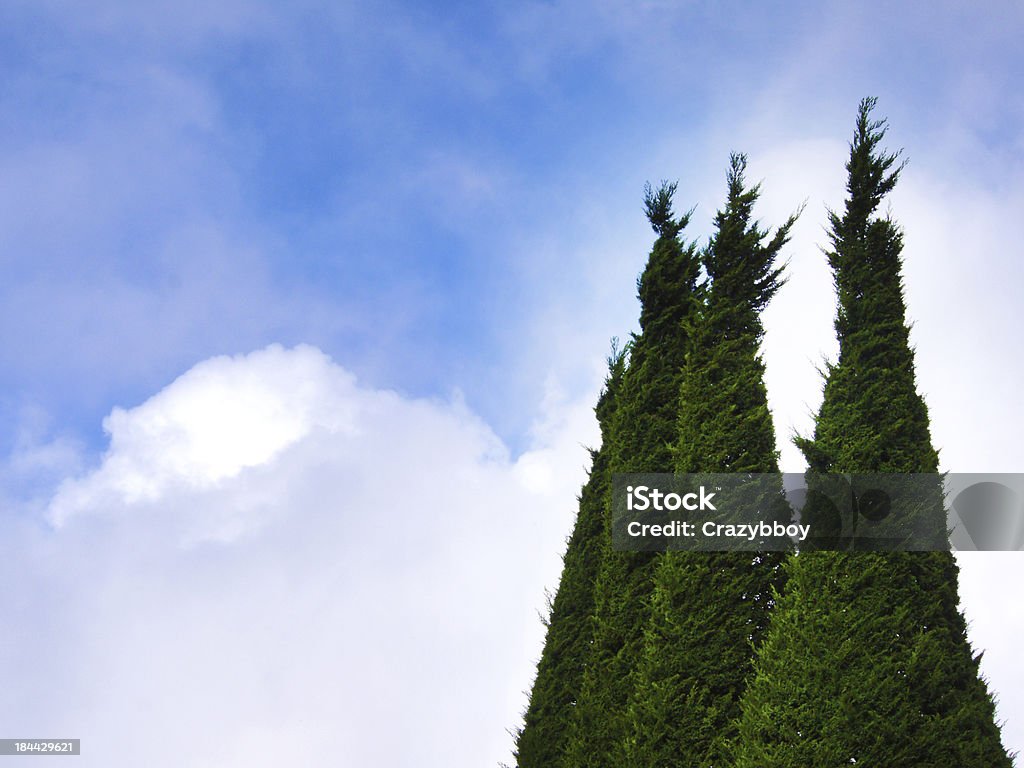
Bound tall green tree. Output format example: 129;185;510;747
565;182;702;768
734;98;1012;768
514;345;626;768
626;154;797;768
674;153;795;476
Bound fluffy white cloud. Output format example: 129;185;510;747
1;344;601;767
48;346;361;533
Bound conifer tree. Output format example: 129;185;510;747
514;346;626;768
674;153;795;476
565;182;701;768
734;98;1012;768
627;154;797;768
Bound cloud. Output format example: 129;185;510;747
2;344;601;767
48;346;359;529
6;342;1023;765
2;5;1022;763
957;552;1024;759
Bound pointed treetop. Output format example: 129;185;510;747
825;97;911;344
635;181;700;342
705;152;801;316
643;180;691;238
798;97;934;474
841;96;906;228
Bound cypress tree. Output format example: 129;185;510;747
565;182;702;768
627;154;797;767
674;153;795;477
734;98;1012;767
514;345;626;768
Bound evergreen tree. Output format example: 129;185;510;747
514;345;626;768
616;180;705;476
627;154;797;768
674;153;795;476
565;182;702;768
734;98;1012;767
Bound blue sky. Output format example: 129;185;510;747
1;2;1023;766
5;0;1019;460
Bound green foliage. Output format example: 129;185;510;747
676;153;797;475
736;97;1012;767
516;101;1010;768
514;346;626;768
627;155;797;767
564;182;701;768
794;97;932;476
737;550;1010;767
736;552;950;767
615;182;703;475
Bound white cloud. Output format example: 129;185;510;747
48;345;360;527
744;139;848;471
957;551;1024;761
2;344;600;767
6;322;1023;765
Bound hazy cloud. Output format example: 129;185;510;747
2;344;600;767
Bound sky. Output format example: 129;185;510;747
0;1;1022;765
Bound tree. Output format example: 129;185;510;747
564;182;702;768
627;154;798;767
514;345;625;768
734;98;1012;768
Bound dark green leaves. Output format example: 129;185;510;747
516;99;1010;768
